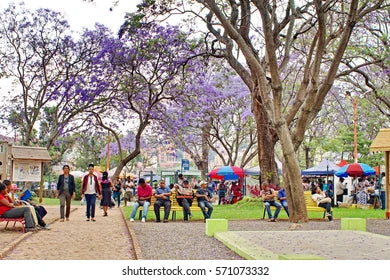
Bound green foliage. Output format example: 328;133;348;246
74;177;82;200
73;136;106;170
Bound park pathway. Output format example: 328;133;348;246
2;205;136;260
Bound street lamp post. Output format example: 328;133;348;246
353;97;358;163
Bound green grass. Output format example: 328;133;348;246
32;197;80;206
121;198;388;221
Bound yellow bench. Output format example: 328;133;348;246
137;190;202;220
262;191;331;219
304;191;332;218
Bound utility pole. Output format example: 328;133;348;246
106;130;110;170
353;97;358;163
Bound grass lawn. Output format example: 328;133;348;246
121;199;388;221
32;197;80;206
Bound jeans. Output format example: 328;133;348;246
130;201;150;219
112;192;121;207
198;200;213;219
85;194;97;219
218;192;225;205
380;191;386;210
1;207;36;228
154;199;171;221
264;200;281;219
280;200;289;217
318;202;333;221
178;198;193;220
59;192;72;219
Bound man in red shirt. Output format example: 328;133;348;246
129;178;152;223
0;182;37;231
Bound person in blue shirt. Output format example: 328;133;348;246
196;181;213;221
277;187;289;217
208;178;216;195
153;180;171;223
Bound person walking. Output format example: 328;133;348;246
81;164;102;222
124;176;134;207
56;164;76;222
100;171;113;216
217;180;227;205
112;177;122;207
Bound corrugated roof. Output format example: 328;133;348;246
370;128;390;152
11;146;52;161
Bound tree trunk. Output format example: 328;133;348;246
278;124;308;222
304;146;311;169
253;91;279;185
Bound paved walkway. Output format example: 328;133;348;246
0;205;135;260
2;205;390;260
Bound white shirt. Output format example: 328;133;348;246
85;175;96;194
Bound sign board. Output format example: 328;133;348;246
182;159;190;171
12;160;41;182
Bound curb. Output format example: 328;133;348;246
120;208;143;260
0;207;78;259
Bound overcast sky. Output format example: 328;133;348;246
0;0;142;32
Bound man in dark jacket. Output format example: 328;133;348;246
56;165;76;222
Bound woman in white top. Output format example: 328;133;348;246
311;186;333;221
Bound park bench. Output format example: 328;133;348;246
137;190;202;221
262;191;331;219
0;217;25;232
304;191;332;218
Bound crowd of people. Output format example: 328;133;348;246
3;163;385;230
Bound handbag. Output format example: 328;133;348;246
319;197;331;203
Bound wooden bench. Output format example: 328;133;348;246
0;217;25;232
137;191;202;221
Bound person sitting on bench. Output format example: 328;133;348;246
261;182;281;222
0;182;38;232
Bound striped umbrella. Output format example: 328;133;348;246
335;163;376;178
208;166;246;180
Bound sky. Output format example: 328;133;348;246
0;0;142;32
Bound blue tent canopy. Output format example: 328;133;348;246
301;159;340;176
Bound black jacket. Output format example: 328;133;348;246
57;174;76;195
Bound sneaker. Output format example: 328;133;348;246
141;218;146;223
326;213;332;217
43;225;51;230
130;218;135;222
25;227;39;232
